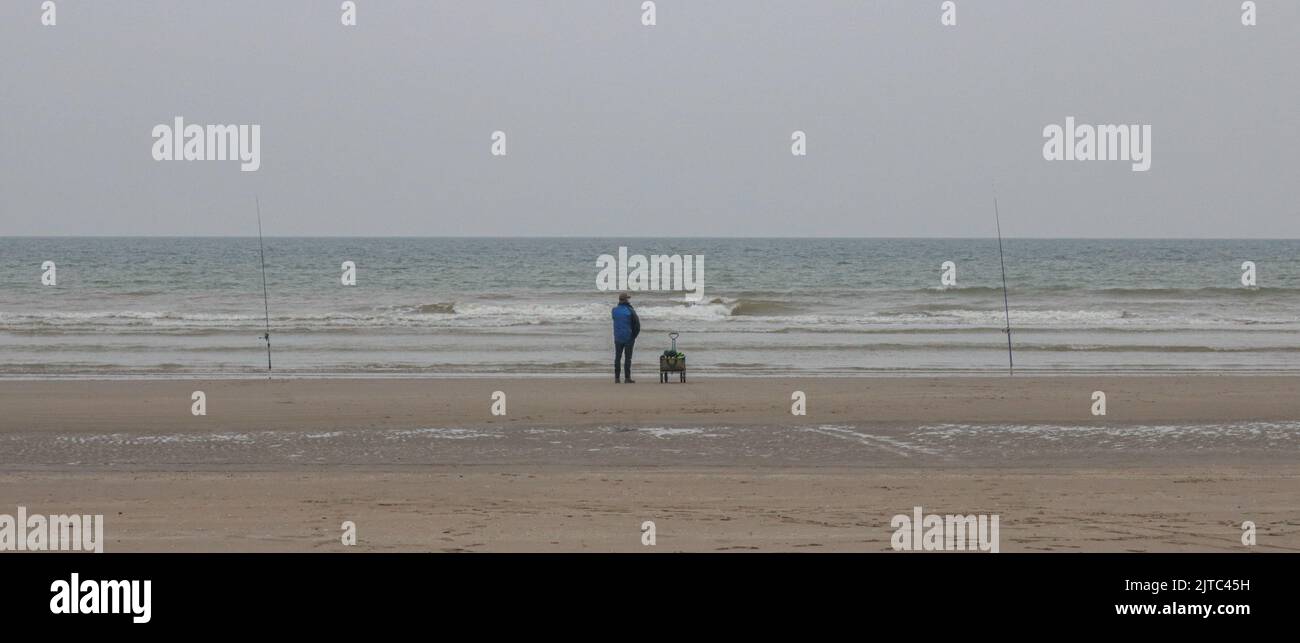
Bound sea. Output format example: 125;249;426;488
1;237;1297;378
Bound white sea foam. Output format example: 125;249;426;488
802;425;941;457
639;427;715;439
6;303;1295;333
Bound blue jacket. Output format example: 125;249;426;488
612;302;641;344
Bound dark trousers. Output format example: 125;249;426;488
614;341;634;380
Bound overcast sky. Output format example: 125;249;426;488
1;1;1296;237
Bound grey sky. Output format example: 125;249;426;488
1;0;1296;237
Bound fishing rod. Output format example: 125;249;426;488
256;196;272;379
994;196;1013;376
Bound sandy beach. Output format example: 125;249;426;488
5;375;1300;434
1;376;1297;552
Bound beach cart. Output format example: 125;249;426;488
659;332;686;383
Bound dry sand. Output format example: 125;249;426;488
1;376;1297;552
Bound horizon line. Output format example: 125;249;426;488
3;235;1300;241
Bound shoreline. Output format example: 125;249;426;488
5;369;1300;380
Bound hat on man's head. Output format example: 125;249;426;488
618;292;630;302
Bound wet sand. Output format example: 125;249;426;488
3;375;1300;434
1;376;1297;551
1;467;1294;552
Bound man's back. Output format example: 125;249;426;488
611;297;640;383
612;302;638;343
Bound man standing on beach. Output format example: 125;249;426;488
612;292;640;383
